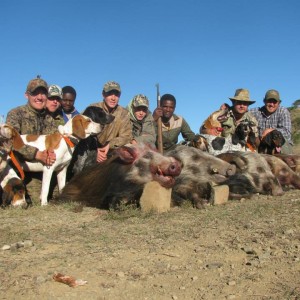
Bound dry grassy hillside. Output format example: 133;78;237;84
290;105;300;148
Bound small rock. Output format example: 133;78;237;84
36;276;46;284
2;245;10;251
227;295;236;299
24;240;34;248
191;276;198;281
172;295;178;300
228;280;236;286
10;244;18;252
206;262;223;269
241;247;257;255
179;286;186;290
285;229;294;235
16;242;24;248
246;259;259;267
116;272;125;278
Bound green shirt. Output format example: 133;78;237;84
155;114;195;152
221;109;259;138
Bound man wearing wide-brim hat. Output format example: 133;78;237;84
250;89;293;154
221;89;259;143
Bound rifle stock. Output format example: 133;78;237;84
156;84;163;154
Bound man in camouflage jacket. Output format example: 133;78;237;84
6;78;57;164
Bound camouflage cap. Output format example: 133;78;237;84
264;89;281;102
48;84;63;99
229;88;255;105
103;81;121;93
26;78;48;93
132;94;149;108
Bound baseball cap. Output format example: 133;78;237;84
26;78;48;93
48;84;63;99
132;94;149;108
264;89;281;102
103;81;121;93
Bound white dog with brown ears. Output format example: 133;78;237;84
0;113;112;206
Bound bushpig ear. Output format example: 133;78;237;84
116;146;138;164
72;116;85;140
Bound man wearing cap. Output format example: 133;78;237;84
152;93;196;152
87;81;132;162
127;94;156;145
6;78;58;165
250;89;293;154
46;84;65;127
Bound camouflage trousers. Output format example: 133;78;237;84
24;172;59;205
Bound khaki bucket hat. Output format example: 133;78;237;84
229;88;255;105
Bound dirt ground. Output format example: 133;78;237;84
0;188;300;300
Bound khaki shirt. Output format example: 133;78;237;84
89;102;132;149
155;114;195;151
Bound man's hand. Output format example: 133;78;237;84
35;150;56;165
261;128;275;140
97;144;110;162
152;107;163;121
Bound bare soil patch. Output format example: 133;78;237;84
1;190;300;300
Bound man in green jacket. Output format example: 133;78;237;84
127;94;156;146
152;93;196;152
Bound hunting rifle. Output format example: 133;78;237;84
156;83;163;154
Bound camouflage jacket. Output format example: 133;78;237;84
155;114;196;152
129;111;156;146
88;102;132;149
49;108;65;128
6;104;59;160
221;109;259;138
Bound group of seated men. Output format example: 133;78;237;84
0;77;294;201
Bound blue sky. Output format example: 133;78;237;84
1;0;300;134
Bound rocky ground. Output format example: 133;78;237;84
0;189;300;300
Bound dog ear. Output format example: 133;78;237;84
11;128;25;150
2;184;13;206
263;132;273;146
278;131;286;145
72;116;86;140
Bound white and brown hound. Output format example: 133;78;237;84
0;114;108;206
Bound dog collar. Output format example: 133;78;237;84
61;135;75;148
